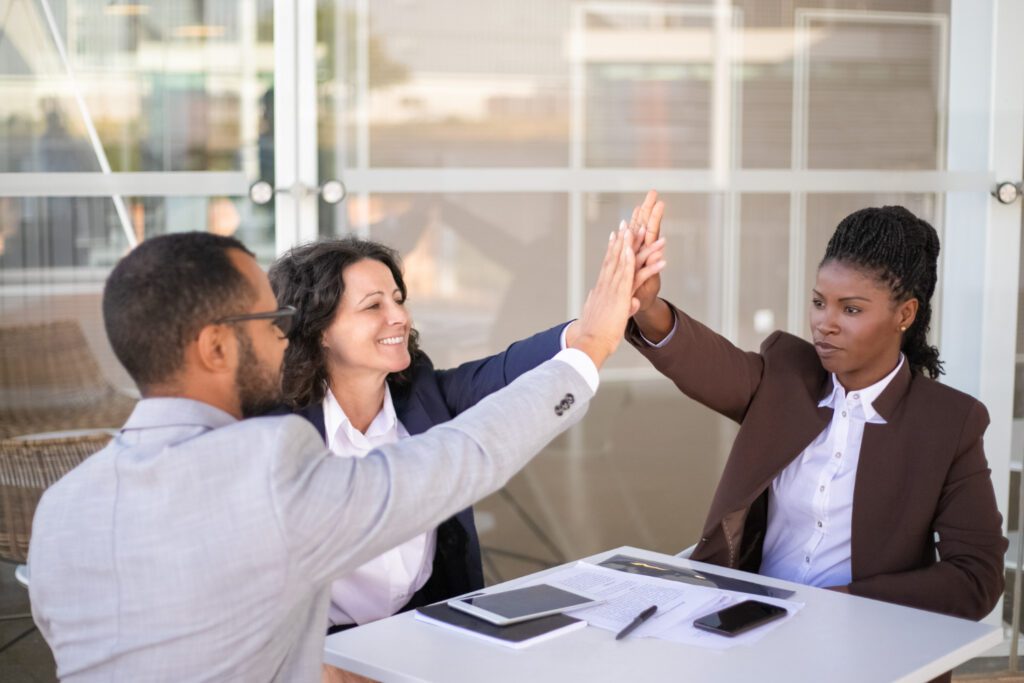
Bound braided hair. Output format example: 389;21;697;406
820;205;943;378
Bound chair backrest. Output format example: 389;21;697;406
0;321;137;438
0;320;111;411
0;433;112;563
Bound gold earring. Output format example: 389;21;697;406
899;325;907;332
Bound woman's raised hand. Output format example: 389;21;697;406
570;229;645;369
626;190;666;314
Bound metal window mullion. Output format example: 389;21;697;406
568;4;586;325
354;0;371;238
38;0;135;248
787;12;811;335
273;0;299;255
978;0;1024;635
332;169;993;194
0;172;249;197
714;1;741;344
296;0;319;245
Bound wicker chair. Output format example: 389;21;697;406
0;432;112;652
0;321;136;438
0;432;112;563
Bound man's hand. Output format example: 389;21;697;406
570;229;645;369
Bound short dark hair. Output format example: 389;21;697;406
268;237;422;408
102;232;256;392
820;205;943;378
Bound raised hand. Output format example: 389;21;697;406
627;190;666;314
569;230;641;369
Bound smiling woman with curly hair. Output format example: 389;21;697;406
268;213;665;638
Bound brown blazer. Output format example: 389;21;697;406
628;302;1007;621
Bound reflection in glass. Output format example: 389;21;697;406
0;194;273;270
805;17;947;170
0;0;276;269
738;194;788;351
0;0;274;174
319;0;571;169
341;193;569;369
584;193;713;371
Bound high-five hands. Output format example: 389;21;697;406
624;190;666;314
569;228;664;369
625;190;674;342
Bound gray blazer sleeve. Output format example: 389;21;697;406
268;357;593;587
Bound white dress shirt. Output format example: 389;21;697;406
323;328;589;626
759;355;905;587
323;384;436;626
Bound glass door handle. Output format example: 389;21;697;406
249;179;346;205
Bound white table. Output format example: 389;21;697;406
323;546;1001;682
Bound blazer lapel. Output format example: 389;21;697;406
849;360;913;580
393;387;436;436
706;373;834;528
296;403;327;441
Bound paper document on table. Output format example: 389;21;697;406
529;563;721;636
528;562;803;649
652;593;805;650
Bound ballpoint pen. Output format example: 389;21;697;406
615;604;658;640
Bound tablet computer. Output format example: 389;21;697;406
447;584;601;626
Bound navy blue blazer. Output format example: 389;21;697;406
292;321;567;613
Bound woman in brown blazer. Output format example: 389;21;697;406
627;195;1006;622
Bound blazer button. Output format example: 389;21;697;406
555;406;564;416
564;393;575;405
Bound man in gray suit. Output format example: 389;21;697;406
29;228;660;681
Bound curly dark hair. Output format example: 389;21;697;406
268;237;422;409
820;205;943;378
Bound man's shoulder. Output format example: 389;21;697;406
205;414;325;454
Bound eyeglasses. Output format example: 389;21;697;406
213;305;297;337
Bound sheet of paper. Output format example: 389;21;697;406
528;562;724;634
650;592;805;650
526;562;804;650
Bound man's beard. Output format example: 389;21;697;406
234;328;284;418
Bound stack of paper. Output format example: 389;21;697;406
533;562;803;650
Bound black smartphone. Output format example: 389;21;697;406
692;600;788;637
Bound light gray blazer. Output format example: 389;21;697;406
29;358;592;682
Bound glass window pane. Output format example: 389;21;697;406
320;1;571;169
805;16;947;170
0;0;274;174
0;195;274;269
738;194;788;351
357;193;569;368
584;193;714;372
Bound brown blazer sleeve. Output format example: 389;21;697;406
625;300;768;423
848;401;1007;620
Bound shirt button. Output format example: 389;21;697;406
841;411;847;417
851;393;859;400
835;452;841;459
805;556;810;563
819;485;825;492
817;521;823;528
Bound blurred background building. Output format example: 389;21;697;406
1;0;1023;678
